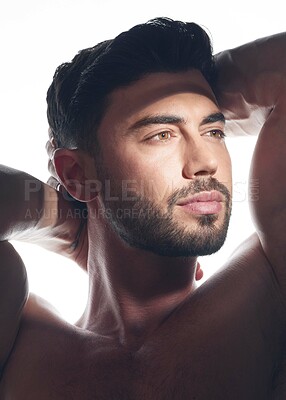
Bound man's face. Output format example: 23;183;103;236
94;70;232;257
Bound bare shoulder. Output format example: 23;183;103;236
19;291;86;350
5;292;82;364
132;234;286;399
198;233;285;313
169;233;286;349
23;292;65;322
0;293;131;399
0;293;96;397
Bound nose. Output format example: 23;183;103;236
182;137;218;179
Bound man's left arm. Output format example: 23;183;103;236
215;33;286;295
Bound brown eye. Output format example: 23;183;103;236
157;132;171;141
209;130;226;139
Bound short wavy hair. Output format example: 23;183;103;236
47;17;215;152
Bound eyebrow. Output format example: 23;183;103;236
128;115;186;132
127;112;225;133
200;112;225;126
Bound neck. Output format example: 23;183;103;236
78;214;198;349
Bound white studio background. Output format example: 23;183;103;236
0;0;283;323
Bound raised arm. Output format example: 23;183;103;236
0;165;87;372
0;164;87;266
215;32;286;136
215;33;286;295
0;242;28;374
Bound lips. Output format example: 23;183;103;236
176;190;223;215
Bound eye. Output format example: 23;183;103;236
206;130;226;140
157;131;171;141
147;131;172;142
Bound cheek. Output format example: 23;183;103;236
104;142;180;187
127;159;178;201
137;150;183;198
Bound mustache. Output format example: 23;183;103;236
167;178;231;210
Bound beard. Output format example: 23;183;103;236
98;176;231;258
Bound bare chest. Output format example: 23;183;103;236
2;252;286;400
0;321;280;400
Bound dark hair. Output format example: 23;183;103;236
47;17;215;151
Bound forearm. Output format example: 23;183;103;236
214;32;286;136
0;165;83;253
0;164;46;240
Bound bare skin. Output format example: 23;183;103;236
1;33;286;399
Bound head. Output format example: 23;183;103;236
47;17;216;152
48;17;232;258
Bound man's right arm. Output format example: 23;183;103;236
0;164;87;262
0;164;87;373
0;241;28;374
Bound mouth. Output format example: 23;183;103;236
176;190;224;215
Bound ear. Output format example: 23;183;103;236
53;148;100;202
195;261;203;281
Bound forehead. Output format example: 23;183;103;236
98;70;218;134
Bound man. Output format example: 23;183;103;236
0;17;286;399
